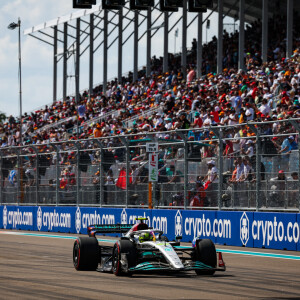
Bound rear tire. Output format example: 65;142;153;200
112;240;136;276
194;239;216;275
73;237;99;271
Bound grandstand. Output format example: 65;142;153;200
0;0;300;212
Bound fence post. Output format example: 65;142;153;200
289;120;300;211
125;142;130;208
211;127;223;210
177;132;188;209
183;139;188;209
50;144;59;206
100;146;104;207
0;152;2;206
75;143;81;206
17;150;20;206
218;133;224;210
56;147;59;206
255;129;262;211
248;124;261;211
33;146;39;205
120;137;129;208
94;140;103;207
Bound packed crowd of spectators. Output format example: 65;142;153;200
1;47;299;149
1;12;299;147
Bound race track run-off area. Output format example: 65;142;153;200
0;230;300;299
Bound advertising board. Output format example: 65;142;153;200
1;206;300;251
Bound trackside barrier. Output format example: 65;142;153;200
1;206;300;251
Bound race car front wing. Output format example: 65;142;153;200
128;259;226;273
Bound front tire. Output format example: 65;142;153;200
73;237;99;271
194;239;217;275
112;240;136;276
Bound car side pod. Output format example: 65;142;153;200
217;252;226;271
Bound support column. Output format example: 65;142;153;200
63;22;68;101
286;0;293;58
103;10;108;93
53;26;57;103
182;0;187;78
89;14;94;97
133;10;138;82
146;8;151;77
217;0;223;74
197;12;203;78
163;12;169;74
238;0;245;70
118;8;123;83
262;0;268;63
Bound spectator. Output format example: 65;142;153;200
167;165;183;184
203;160;218;184
278;135;298;154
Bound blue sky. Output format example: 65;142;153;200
0;0;235;117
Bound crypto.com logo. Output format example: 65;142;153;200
175;210;182;236
3;206;7;229
37;207;42;231
75;207;81;233
121;209;127;224
240;212;249;246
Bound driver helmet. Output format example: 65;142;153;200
139;232;153;243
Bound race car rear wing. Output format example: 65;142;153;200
88;224;133;237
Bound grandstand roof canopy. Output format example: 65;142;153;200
24;5;102;35
24;0;299;36
220;0;299;23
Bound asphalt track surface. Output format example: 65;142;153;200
1;231;300;300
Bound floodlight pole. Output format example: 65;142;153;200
76;18;81;140
53;25;58;103
63;22;68;101
217;0;223;74
103;10;108;93
163;12;169;73
286;0;293;58
146;8;151;77
118;8;123;83
262;0;268;63
197;13;203;78
18;18;22;146
182;0;187;78
238;0;245;70
89;14;94;96
8;18;23;145
133;10;139;82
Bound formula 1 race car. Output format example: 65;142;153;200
73;218;226;276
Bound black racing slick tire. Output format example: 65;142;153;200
194;239;217;275
73;237;99;271
112;240;136;276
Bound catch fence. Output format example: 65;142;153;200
1;119;300;211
